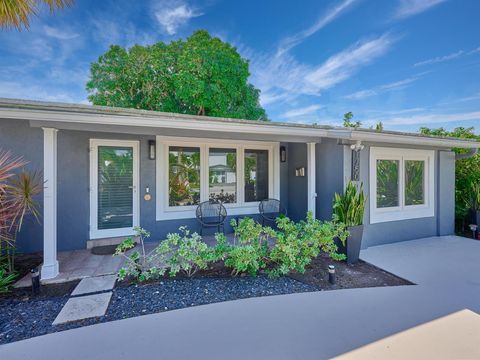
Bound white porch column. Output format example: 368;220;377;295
307;142;317;218
42;127;59;280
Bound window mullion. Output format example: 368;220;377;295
400;156;405;210
238;146;245;206
200;144;208;202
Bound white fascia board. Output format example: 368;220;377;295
0;108;329;139
333;129;480;149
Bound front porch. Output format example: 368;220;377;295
15;233;236;287
38;123;321;281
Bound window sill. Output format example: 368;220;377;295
370;207;435;224
156;205;261;221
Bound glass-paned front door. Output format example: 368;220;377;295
97;146;134;230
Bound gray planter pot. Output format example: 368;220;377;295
470;209;480;226
335;225;364;264
345;225;364;264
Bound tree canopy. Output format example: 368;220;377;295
86;30;267;121
420;126;480;224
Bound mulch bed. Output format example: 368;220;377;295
288;252;413;290
0;254;412;345
8;252;43;282
0;276;315;344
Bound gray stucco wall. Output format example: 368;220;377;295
437;151;456;236
315;139;344;221
354;144;455;248
287;143;307;221
0;119;292;252
0;118;457;253
0;119;44;252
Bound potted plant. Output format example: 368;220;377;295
332;180;367;264
467;182;480;228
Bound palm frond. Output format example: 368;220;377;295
0;0;73;30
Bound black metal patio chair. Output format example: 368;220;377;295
196;200;227;235
259;198;287;226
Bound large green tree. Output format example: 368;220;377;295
86;30;267;120
420;126;480;227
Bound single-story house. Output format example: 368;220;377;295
1;98;479;280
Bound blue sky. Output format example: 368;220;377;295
0;0;479;132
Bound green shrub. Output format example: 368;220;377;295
115;227;167;282
160;227;213;277
267;212;347;276
332;180;367;226
115;226;214;281
223;217;270;276
467;182;480;211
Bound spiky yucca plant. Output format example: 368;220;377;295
0;150;42;273
332;180;367;227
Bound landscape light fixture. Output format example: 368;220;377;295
328;265;336;285
469;224;478;239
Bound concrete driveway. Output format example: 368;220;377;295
2;236;480;360
360;235;480;287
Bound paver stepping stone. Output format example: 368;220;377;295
52;292;112;325
71;274;117;296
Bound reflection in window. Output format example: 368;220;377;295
376;159;399;208
405;160;425;205
98;146;133;229
169;146;200;206
244;149;269;202
209;148;236;203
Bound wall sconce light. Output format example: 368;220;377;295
280;146;287;163
148;140;156;160
295;167;305;177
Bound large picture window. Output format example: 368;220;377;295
156;137;279;220
370;147;434;224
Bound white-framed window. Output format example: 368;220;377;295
369;147;435;224
156;136;280;220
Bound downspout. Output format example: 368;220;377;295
455;148;478;160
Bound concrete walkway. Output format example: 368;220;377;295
2;236;480;359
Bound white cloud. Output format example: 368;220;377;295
304;34;395;93
241;1;376;107
379;111;480;126
344;76;419;99
414;50;464;66
393;0;446;19
44;25;79;40
282;104;323;119
154;1;202;35
277;0;357;55
249;32;395;109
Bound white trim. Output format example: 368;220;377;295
369;147;435;224
89;139;140;239
156;136;280;221
41;127;59;280
307;142;317;217
2;99;478;148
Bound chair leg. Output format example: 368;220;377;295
200;226;203;236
